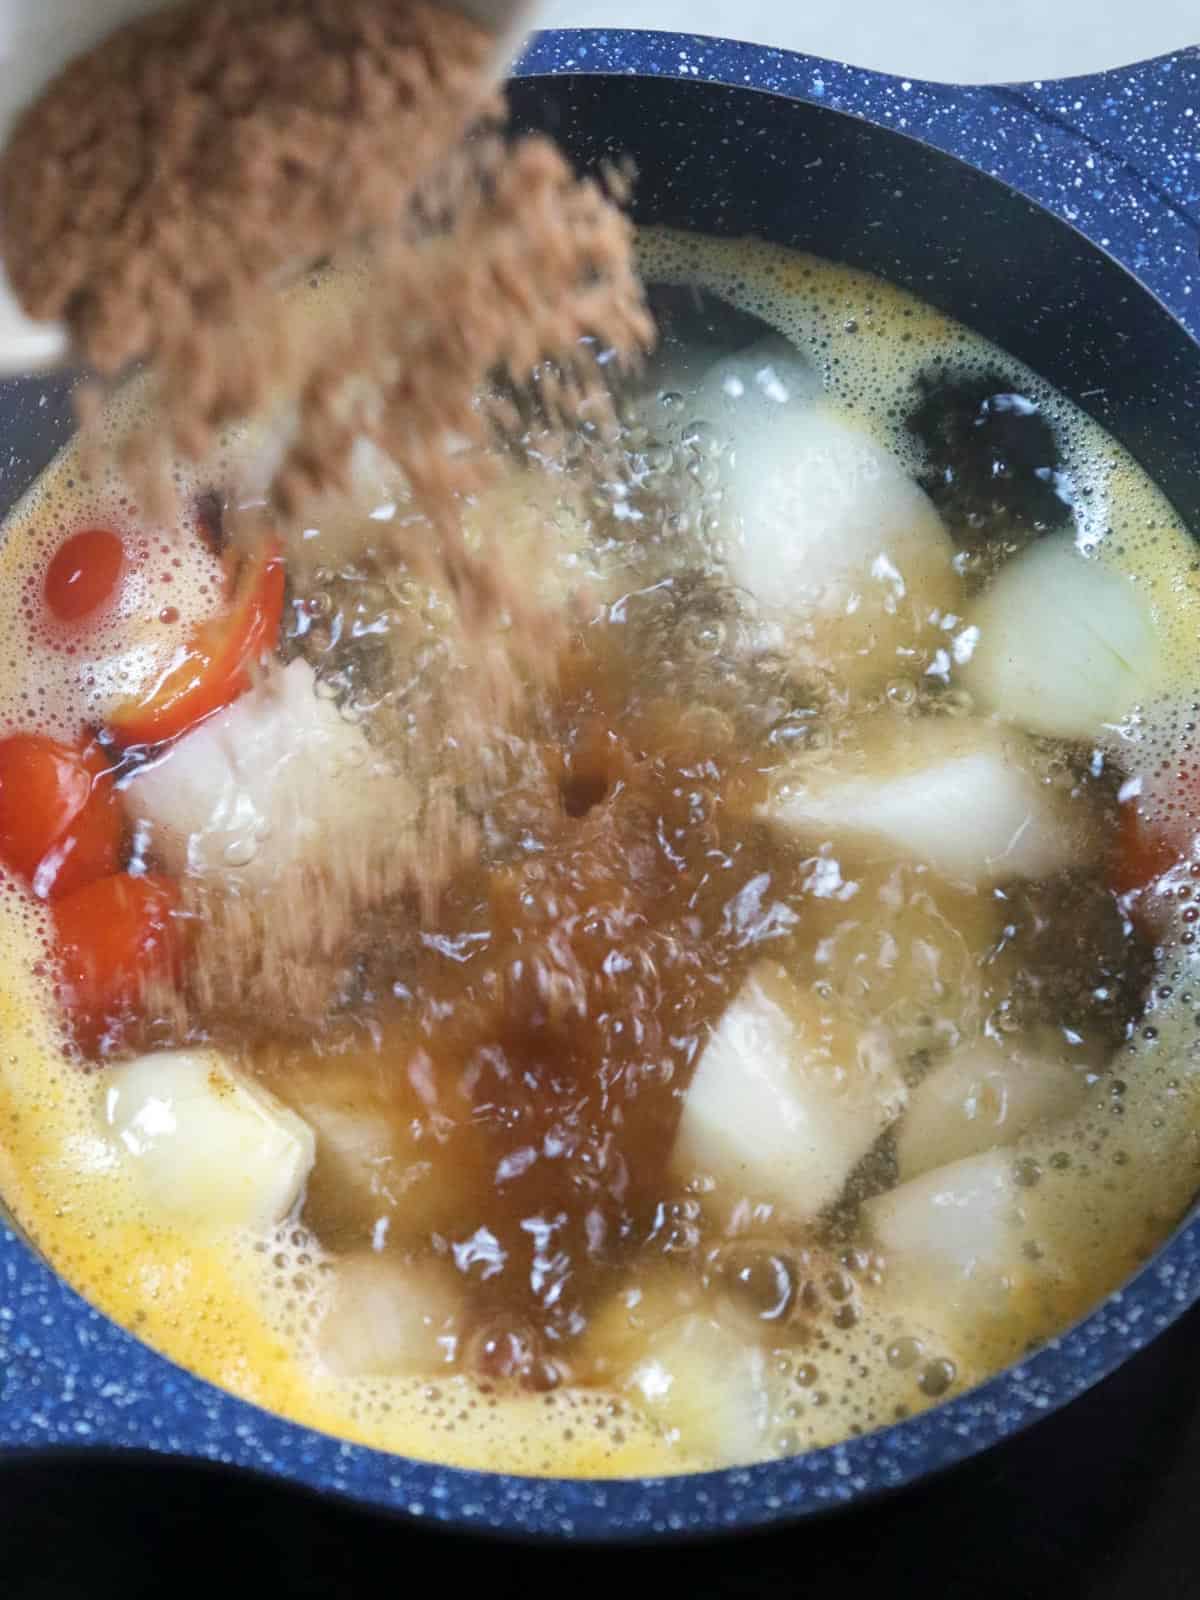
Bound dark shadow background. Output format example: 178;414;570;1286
4;1298;1200;1598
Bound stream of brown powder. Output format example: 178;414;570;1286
0;0;652;618
0;0;655;1032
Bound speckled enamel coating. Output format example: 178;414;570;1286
518;32;1199;340
0;29;1197;1542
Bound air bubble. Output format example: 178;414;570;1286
707;1243;797;1322
682;419;721;455
918;1359;957;1398
887;1337;923;1371
222;837;258;868
824;1271;854;1303
680;705;735;747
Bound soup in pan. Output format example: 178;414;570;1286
0;230;1197;1476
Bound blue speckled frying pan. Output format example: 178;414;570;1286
0;28;1197;1543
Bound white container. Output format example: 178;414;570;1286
0;0;536;375
0;0;180;372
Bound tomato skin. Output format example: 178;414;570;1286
0;733;122;900
106;541;285;748
54;873;183;1054
1112;767;1200;935
1113;803;1180;900
44;529;125;624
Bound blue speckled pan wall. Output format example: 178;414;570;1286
518;32;1199;339
0;29;1196;1543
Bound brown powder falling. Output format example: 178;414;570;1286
144;788;478;1044
0;0;655;1044
0;0;653;620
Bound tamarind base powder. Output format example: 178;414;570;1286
0;0;651;600
0;0;654;997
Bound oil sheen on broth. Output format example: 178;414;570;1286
0;228;1197;1477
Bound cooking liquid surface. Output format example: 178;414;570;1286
250;588;1121;1391
255;607;863;1380
272;623;772;1352
0;230;1198;1475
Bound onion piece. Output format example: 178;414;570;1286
103;1049;314;1234
795;859;1008;1059
961;535;1159;740
270;1047;489;1250
691;335;822;438
318;1252;462;1378
673;961;906;1222
761;714;1089;886
624;1313;773;1466
896;1035;1091;1182
864;1149;1060;1327
126;656;413;891
691;352;961;689
720;403;951;601
578;1269;704;1382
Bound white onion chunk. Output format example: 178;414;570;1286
673;962;906;1221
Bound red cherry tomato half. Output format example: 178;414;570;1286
54;872;184;1055
1112;803;1182;901
106;540;285;749
45;529;124;624
0;732;122;899
1111;761;1200;935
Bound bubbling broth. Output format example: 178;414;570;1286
0;229;1199;1476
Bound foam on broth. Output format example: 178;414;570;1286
0;229;1197;1476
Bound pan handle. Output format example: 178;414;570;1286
990;49;1199;336
514;33;1199;341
